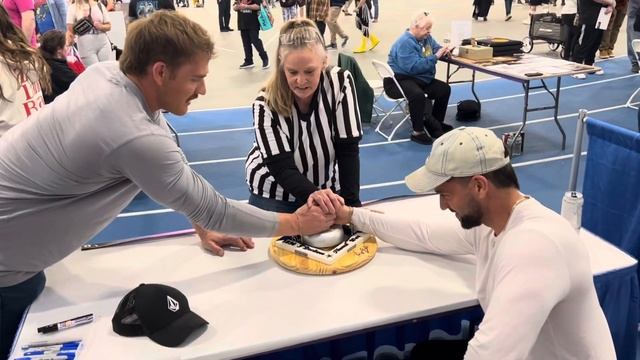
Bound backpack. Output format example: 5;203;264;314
456;100;481;122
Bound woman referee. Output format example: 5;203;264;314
245;19;362;213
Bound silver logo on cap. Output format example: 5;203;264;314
167;295;180;312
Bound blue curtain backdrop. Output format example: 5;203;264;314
583;118;640;260
582;117;640;360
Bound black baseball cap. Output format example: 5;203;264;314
112;283;208;347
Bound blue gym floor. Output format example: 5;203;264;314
89;55;639;245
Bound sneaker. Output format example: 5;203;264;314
572;73;586;79
341;36;349;47
325;43;338;50
606;50;614;58
505;14;512;21
410;131;434;145
598;50;609;59
483;17;488;21
372;18;378;23
262;58;270;70
594;69;604;75
226;27;234;31
239;62;255;69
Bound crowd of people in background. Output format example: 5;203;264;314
469;0;635;77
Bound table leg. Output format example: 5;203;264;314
511;81;529;157
471;70;481;112
532;78;567;151
553;77;566;150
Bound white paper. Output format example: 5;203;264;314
450;20;472;56
595;7;612;30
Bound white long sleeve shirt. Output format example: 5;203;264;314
352;197;615;360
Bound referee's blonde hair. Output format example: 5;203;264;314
264;19;326;117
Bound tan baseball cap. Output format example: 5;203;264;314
405;127;510;193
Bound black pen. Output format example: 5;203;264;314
37;313;94;334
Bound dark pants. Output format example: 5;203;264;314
505;0;513;15
393;76;451;132
0;272;46;359
217;0;231;30
240;29;268;64
561;14;578;60
314;20;326;36
600;7;626;51
249;194;301;213
409;339;469;360
473;0;491;18
572;23;604;66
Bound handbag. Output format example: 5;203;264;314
456;100;481;122
66;46;86;75
72;6;94;35
258;5;272;31
73;17;94;35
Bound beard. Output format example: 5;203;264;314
457;198;483;229
459;213;483;229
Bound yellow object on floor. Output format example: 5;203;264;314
269;234;378;275
369;34;380;50
353;36;368;53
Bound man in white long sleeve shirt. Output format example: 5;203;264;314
330;127;616;360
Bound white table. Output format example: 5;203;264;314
10;195;636;359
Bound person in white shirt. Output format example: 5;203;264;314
329;127;616;360
0;5;49;137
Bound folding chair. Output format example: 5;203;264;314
367;78;385;118
625;39;640;110
371;59;411;141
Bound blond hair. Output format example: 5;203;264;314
119;11;214;76
263;19;326;117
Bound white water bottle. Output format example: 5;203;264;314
561;191;584;230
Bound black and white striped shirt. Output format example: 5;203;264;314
246;67;362;203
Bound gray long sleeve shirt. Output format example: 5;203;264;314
0;62;279;287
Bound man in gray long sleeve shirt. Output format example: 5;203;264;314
0;11;337;358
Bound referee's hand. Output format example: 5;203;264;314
307;189;344;214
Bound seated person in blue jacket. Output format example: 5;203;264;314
246;18;363;213
387;11;454;145
327;127;616;360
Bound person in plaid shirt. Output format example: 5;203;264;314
307;0;328;38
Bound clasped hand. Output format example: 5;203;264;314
290;189;343;235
